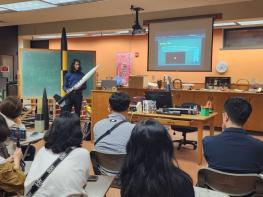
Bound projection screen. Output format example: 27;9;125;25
148;17;214;72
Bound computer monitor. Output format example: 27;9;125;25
145;91;173;109
101;80;117;90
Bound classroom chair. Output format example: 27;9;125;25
171;103;201;150
90;151;125;188
197;168;263;197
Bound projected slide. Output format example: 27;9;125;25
156;35;204;67
148;17;213;71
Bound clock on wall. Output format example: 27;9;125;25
216;61;228;74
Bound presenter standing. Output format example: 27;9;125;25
62;59;86;116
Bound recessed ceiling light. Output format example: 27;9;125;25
238;20;263;26
213;22;237;27
0;0;56;12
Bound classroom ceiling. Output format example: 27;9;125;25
0;0;254;27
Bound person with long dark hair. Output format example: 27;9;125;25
24;112;90;196
120;119;195;197
63;59;87;116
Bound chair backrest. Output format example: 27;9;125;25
90;150;126;176
197;168;263;196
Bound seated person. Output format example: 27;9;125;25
93;92;135;154
120;119;194;197
0;96;26;130
24;112;90;196
0;96;26;155
0;114;25;195
203;97;263;174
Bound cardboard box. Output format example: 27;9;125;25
128;75;149;88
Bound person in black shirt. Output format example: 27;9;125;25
203;97;263;173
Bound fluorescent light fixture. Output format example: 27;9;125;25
116;30;130;34
41;0;102;5
41;0;81;5
34;32;86;40
102;32;119;36
213;22;237;27
102;31;130;36
90;33;101;37
34;34;61;39
0;7;8;12
1;0;56;11
238;20;263;26
67;33;87;37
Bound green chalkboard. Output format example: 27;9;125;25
21;49;96;97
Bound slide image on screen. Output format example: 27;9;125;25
157;34;203;67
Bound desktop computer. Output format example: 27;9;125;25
144;91;198;115
145;91;173;109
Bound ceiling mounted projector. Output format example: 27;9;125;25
130;5;145;35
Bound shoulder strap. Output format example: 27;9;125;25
26;147;74;197
94;120;127;145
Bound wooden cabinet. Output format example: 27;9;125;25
244;94;263;131
173;90;196;106
92;88;263;132
117;88;263;132
91;90;113;139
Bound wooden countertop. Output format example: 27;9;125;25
129;111;218;121
118;87;263;95
92;89;116;93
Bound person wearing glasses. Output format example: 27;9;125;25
63;59;87;117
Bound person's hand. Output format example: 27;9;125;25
13;148;23;161
73;86;81;91
14;116;22;125
6;156;14;163
13;148;23;170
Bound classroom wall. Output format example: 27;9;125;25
0;26;18;81
49;29;263;84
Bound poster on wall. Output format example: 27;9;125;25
0;55;13;81
116;52;133;86
0;66;9;73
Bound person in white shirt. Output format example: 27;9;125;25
24;112;90;197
